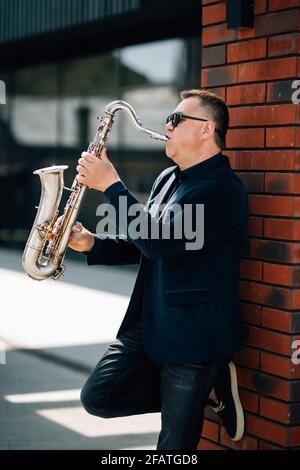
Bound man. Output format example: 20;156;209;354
67;89;249;449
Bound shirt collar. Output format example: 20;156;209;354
174;152;228;182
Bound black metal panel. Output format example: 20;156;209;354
0;0;201;71
227;0;254;29
0;0;140;43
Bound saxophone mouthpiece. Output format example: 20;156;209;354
150;132;169;142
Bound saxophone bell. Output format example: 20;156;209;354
22;165;68;281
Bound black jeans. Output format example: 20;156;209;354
80;317;230;450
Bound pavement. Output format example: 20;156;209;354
0;248;161;450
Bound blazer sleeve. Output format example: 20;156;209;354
102;180;249;260
83;232;141;266
83;173;169;266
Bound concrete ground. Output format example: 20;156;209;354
0;248;161;450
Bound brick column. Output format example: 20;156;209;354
199;0;300;450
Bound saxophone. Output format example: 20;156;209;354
22;100;168;281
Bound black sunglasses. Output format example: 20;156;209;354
166;112;221;135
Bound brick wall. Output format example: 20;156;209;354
199;0;300;450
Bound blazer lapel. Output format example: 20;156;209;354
146;173;176;218
160;183;186;222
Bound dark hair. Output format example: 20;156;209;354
180;89;229;149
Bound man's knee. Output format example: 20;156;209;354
80;385;112;418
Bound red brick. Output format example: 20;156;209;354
238;366;290;400
242;281;287;308
227;150;299;171
247;217;263;237
266;128;297;148
235;346;260;368
227;83;266;105
268;33;300;57
265;173;300;194
248;238;300;264
240;302;262;326
228;38;266;63
238;57;298;83
221;428;258;449
202;0;221;4
207;86;226;100
247;415;289;446
255;10;300;37
269;0;300;11
236;29;257;41
202;23;237;46
266;239;300;263
260;397;291;424
240;259;262;281
293;197;300;217
262;307;293;333
237;172;264;192
248;195;295;217
263;263;300;286
243;324;299;355
289;426;300;447
261;351;300;379
264;218;300;240
259;440;284;450
254;0;267;14
230;104;298;127
239;389;260;414
226;129;264;148
202;45;226;67
235;368;254;391
202;2;226;25
293;290;300;311
202;419;219;441
198;438;225;450
201;64;237;87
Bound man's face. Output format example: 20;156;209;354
165;96;213;163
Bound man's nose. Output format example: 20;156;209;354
165;121;174;133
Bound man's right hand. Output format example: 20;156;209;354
49;216;95;253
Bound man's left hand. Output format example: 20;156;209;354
76;148;121;192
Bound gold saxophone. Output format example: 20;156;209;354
22;100;168;281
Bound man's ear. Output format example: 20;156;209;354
203;120;215;140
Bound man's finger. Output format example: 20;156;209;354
82;152;98;163
78;157;91;168
100;148;108;160
72;221;82;232
77;174;86;185
76;164;88;176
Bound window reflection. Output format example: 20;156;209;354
119;39;183;85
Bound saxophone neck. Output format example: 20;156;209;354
104;100;168;142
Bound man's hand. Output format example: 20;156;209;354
76;148;121;192
49;217;95;253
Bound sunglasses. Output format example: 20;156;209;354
166;112;221;135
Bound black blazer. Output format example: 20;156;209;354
85;153;249;364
